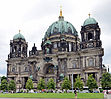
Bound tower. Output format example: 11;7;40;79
8;30;28;59
29;43;38;56
80;14;101;49
7;30;28;90
80;15;105;86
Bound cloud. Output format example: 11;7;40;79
0;73;6;77
92;0;111;70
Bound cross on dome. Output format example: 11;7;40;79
60;6;62;16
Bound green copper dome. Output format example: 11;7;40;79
13;33;25;40
83;17;97;26
44;16;78;39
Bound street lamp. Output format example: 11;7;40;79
72;74;73;90
53;65;58;88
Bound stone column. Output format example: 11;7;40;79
86;73;88;81
22;77;25;88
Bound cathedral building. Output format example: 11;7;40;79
6;9;106;90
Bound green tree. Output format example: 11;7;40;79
8;80;16;92
1;79;8;92
47;78;55;90
101;72;111;89
61;77;71;92
87;74;98;92
37;78;45;90
74;75;83;92
1;76;7;81
26;78;33;90
0;84;1;90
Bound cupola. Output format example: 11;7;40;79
13;30;25;40
83;14;98;26
44;7;78;39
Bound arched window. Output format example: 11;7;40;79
58;42;60;47
53;27;58;33
12;67;15;72
84;33;86;40
14;46;17;52
10;46;12;53
46;65;54;74
25;67;28;71
22;47;25;52
54;43;57;48
68;27;72;33
69;43;72;51
88;58;94;66
88;33;93;40
72;61;76;68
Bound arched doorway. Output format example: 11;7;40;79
44;63;54;74
46;65;54;74
43;63;56;83
88;33;93;40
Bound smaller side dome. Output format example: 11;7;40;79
13;32;25;40
83;17;97;26
44;40;52;46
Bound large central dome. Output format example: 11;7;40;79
44;12;78;39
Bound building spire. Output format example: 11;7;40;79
88;13;91;18
19;30;21;33
59;6;64;21
60;6;62;16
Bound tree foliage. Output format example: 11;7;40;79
26;78;33;90
37;78;45;90
0;84;1;90
101;72;111;89
87;74;98;92
1;79;8;91
1;76;7;81
8;80;16;91
74;75;83;91
61;77;71;92
47;78;55;90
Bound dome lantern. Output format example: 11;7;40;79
58;6;64;21
44;8;78;39
13;30;25;40
83;14;98;26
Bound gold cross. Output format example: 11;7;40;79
88;13;91;17
19;30;21;33
60;5;62;16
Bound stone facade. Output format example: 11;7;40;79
6;12;106;90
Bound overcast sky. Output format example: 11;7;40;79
0;0;111;76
